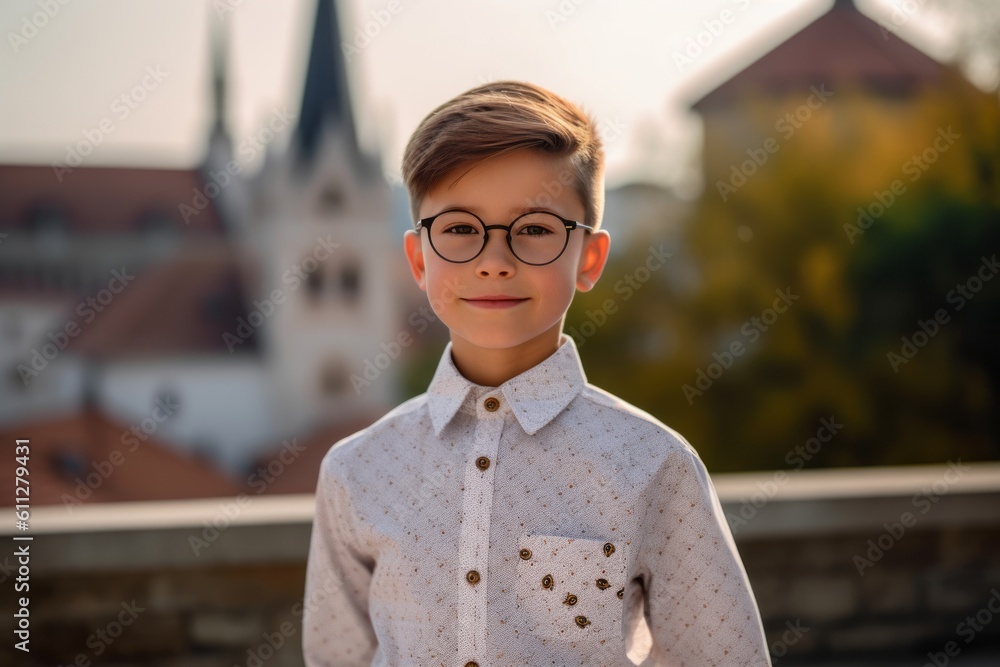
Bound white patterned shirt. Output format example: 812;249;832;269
302;333;770;666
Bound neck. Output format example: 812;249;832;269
449;321;565;387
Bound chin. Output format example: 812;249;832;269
456;328;536;350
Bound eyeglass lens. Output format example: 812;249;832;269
428;211;568;264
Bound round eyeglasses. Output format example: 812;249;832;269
416;209;594;266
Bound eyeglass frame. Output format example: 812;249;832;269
415;208;594;266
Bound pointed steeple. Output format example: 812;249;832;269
294;0;365;171
209;14;231;149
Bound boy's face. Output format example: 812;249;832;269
403;149;610;352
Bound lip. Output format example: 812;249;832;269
461;295;530;309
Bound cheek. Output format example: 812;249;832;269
537;267;578;305
423;259;466;311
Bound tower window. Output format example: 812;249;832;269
341;264;360;303
306;264;323;301
320;186;344;211
320;359;349;395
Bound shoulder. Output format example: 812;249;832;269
575;385;721;508
575;382;703;467
318;392;430;478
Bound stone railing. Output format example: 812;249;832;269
3;461;999;665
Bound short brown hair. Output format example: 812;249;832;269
401;80;605;230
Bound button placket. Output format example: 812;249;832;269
457;409;504;661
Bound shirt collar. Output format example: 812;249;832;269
426;333;587;437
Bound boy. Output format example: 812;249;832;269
302;80;770;666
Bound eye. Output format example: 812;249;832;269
442;224;479;235
513;211;562;236
517;224;554;236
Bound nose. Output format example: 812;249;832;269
474;228;517;277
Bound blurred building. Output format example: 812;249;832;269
686;0;981;187
0;0;405;484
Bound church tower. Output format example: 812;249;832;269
249;0;400;436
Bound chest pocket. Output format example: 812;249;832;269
515;534;627;644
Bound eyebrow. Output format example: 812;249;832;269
447;204;562;218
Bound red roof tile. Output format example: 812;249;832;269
690;1;950;111
64;242;258;359
0;164;226;235
0;406;241;508
245;411;388;495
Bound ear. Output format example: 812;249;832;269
575;229;611;292
403;229;427;291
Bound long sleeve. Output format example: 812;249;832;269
632;447;770;666
302;450;378;667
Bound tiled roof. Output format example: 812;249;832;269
245;411;388;495
690;0;949;111
0;164;226;235
0;405;242;508
64;243;259;359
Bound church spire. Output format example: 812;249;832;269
293;0;365;171
209;13;231;147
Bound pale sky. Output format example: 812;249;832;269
0;0;958;192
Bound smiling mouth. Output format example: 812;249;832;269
461;297;530;308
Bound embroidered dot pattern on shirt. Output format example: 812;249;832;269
301;333;770;666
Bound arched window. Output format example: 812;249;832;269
320;358;349;395
306;263;323;302
340;263;360;304
319;186;344;212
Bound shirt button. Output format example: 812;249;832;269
475;456;490;470
466;570;481;585
483;396;500;411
